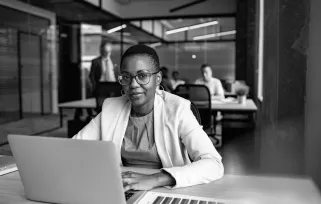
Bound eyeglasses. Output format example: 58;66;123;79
118;70;160;86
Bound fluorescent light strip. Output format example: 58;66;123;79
193;30;236;40
149;42;162;48
189;21;218;30
166;21;218;35
107;24;127;34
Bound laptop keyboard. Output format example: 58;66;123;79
125;192;134;201
152;196;225;204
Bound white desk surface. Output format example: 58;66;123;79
1;168;320;204
58;98;96;109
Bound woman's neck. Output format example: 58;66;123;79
131;98;155;117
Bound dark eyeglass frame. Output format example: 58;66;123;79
118;70;160;85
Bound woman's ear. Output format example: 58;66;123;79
156;72;162;85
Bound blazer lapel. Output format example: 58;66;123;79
154;91;173;168
112;100;131;156
101;97;130;157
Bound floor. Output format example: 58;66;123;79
0;110;305;178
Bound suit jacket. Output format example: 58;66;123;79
73;90;224;188
89;57;116;91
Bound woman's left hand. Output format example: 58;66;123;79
122;171;158;191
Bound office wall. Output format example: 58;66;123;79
305;0;321;189
257;0;307;176
0;2;57;120
0;0;57;114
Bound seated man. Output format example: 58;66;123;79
170;71;185;91
160;66;174;92
194;64;225;99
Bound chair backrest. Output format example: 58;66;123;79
174;84;211;107
174;84;212;128
190;101;201;124
95;82;122;112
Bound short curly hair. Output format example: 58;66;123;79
120;44;160;71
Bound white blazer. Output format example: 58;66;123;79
73;90;224;188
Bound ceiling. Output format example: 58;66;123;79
161;17;235;41
114;0;236;19
17;0;236;43
17;0;119;22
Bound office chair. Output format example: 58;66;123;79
190;101;201;125
174;84;222;147
94;82;122;113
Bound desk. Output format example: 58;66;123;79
193;98;257;112
58;98;257;127
194;98;257;124
58;98;96;127
1;169;321;204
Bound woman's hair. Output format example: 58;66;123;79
120;44;160;71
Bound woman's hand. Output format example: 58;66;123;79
122;171;176;192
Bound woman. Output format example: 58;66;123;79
73;44;224;191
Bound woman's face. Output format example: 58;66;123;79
120;55;161;108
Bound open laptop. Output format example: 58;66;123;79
8;134;146;204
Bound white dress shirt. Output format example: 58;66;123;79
99;57;116;82
195;77;225;97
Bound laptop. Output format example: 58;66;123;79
8;134;146;204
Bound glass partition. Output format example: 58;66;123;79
80;16;236;98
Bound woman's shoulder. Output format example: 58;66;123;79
161;91;190;109
101;96;128;109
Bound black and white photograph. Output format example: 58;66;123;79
0;0;320;204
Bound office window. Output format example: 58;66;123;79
155;42;235;83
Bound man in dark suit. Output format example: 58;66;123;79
89;41;117;94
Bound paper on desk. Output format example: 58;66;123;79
134;191;234;204
0;155;18;176
212;97;237;104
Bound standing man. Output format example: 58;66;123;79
89;41;117;94
194;64;225;99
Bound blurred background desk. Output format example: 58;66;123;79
194;98;258;125
58;98;96;127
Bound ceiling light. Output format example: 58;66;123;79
166;20;218;35
192;55;196;59
193;30;236;40
106;24;127;34
148;42;162;48
166;27;189;34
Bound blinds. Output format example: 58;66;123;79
0;26;20;123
